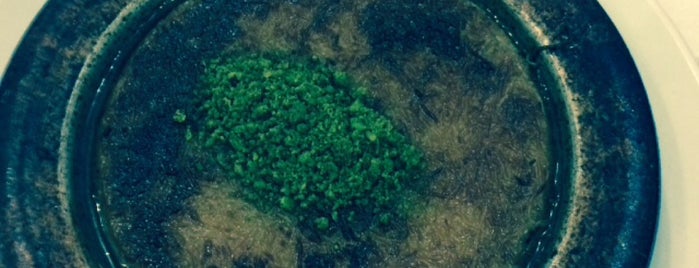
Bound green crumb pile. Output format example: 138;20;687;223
172;109;187;123
194;53;425;230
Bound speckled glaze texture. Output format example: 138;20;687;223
0;0;659;267
477;1;660;266
0;1;127;266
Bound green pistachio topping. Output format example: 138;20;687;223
196;53;425;230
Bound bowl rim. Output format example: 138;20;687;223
599;0;699;266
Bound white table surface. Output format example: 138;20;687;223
1;0;698;267
656;0;699;64
0;0;46;78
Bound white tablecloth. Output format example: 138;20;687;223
657;0;699;65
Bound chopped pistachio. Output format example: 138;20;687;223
194;53;425;230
